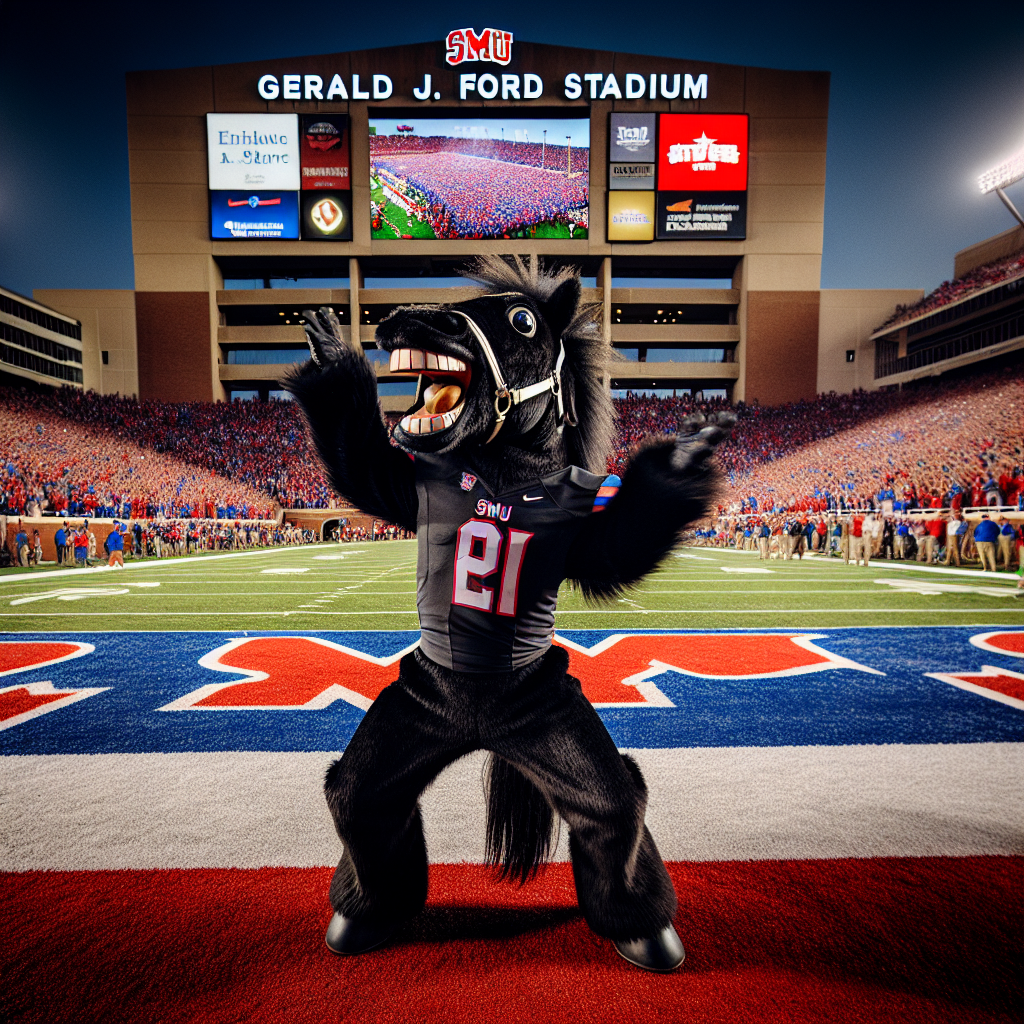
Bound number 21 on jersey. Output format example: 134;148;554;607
452;519;534;616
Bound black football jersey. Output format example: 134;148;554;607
412;454;617;673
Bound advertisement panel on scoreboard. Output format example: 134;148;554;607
210;192;300;239
300;115;350;190
655;191;746;240
206;114;300;191
609;113;657;164
656;114;748;192
607;191;655;241
369;117;589;240
301;192;352;239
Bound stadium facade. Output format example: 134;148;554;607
28;37;953;408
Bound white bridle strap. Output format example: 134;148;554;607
454;311;564;443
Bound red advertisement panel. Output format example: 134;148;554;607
657;114;748;192
299;115;350;190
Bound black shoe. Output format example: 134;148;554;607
613;924;686;972
324;911;395;956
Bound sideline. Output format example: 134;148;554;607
0;543;382;586
683;546;1020;584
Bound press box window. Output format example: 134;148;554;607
845;350;855;363
102;351;109;365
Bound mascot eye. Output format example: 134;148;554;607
507;306;536;338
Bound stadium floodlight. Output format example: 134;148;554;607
978;147;1024;229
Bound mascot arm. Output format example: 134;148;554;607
564;422;730;599
284;309;418;532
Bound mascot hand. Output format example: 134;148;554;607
302;307;361;369
670;411;736;474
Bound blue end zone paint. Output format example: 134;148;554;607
1;628;1022;754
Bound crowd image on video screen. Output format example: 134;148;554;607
368;117;589;240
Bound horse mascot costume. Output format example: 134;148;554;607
286;256;731;971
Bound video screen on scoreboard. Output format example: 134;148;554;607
368;117;589;240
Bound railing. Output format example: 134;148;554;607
875;310;1023;379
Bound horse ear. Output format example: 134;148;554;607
540;277;580;341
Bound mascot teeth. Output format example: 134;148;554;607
389;349;467;373
390;347;469;435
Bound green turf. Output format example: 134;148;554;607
370;184;437;239
1;541;1021;633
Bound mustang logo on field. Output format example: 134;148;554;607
157;632;882;713
0;641;106;731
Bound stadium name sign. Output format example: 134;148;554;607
256;29;708;103
257;70;708;103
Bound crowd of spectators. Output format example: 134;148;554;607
0;385;335;514
608;366;1023;520
8;516;318;568
0;394;278;520
3;357;1020;547
371;143;588;239
874;247;1024;332
692;507;1023;574
716;367;1023;516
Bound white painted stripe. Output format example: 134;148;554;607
3;743;1021;871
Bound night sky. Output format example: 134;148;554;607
0;0;1021;298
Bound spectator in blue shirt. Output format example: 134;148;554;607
973;515;999;571
54;525;66;565
997;518;1017;571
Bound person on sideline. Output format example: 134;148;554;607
974;514;999;572
107;521;127;569
998;517;1017;570
944;513;964;566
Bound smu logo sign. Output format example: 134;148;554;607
446;28;513;66
158;632;880;713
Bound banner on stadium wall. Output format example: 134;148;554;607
301;192;352;239
299;115;350;190
607;191;655;242
206;114;300;191
656;191;746;240
210;192;300;239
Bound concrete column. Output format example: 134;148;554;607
598;256;612;346
349;257;363;349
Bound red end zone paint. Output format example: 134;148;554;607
926;666;1024;711
0;642;106;731
2;858;1019;1024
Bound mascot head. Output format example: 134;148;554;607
374;256;613;474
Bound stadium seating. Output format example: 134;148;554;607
2;361;1020;523
874;248;1024;332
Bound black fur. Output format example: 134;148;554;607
484;753;556;885
285;257;727;940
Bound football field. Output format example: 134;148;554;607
3;540;1022;1023
1;539;1021;632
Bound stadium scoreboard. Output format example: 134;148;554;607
204;30;748;245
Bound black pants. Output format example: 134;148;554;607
324;645;677;942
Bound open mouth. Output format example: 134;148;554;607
388;348;472;435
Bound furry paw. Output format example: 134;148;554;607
302;307;360;368
670;412;735;473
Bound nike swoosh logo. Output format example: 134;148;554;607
523;494;543;502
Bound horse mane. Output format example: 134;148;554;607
463;256;615;476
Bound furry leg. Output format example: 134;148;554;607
484;648;677;942
324;654;472;926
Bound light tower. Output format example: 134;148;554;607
978;146;1024;229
